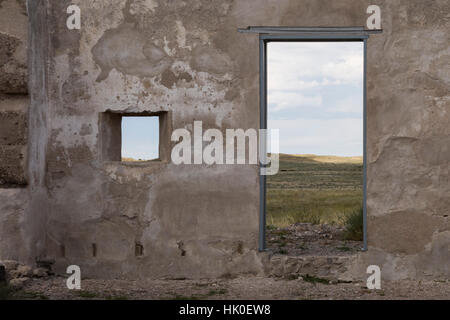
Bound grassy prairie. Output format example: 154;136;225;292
267;154;363;228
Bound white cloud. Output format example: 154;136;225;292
268;118;363;156
322;55;363;83
268;91;322;112
327;95;363;113
267;42;363;91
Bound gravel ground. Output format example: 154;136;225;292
11;276;450;300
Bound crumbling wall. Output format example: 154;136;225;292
0;0;30;261
0;0;448;280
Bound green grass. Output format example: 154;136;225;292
336;246;352;252
0;284;49;300
14;290;49;300
301;274;331;285
0;284;13;300
343;207;364;241
267;154;363;229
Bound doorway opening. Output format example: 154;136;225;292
261;39;366;256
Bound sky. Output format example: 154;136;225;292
122;116;159;160
121;41;363;160
268;42;364;156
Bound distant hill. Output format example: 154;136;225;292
277;154;363;164
268;154;363;190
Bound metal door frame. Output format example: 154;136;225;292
238;27;379;251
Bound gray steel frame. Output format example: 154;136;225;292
252;28;372;252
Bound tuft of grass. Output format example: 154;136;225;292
0;284;13;300
14;291;49;300
167;288;227;300
195;283;210;287
301;274;331;285
343;207;364;241
106;295;129;300
0;285;50;301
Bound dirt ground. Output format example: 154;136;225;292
266;222;362;256
4;223;447;300
11;276;450;300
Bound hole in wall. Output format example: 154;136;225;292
177;241;186;256
236;241;244;254
60;244;65;258
100;111;170;163
135;242;144;256
92;243;97;257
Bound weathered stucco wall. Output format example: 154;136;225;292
1;0;448;280
363;0;449;279
39;0;263;279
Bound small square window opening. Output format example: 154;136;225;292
100;111;170;163
122;116;159;162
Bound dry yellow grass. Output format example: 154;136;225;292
121;157;143;162
290;154;363;164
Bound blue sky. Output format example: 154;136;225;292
122;116;159;160
268;42;363;156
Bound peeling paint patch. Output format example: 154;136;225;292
160;69;193;89
92;23;171;81
163;36;175;57
130;0;158;14
175;20;191;50
369;211;441;255
190;45;233;76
